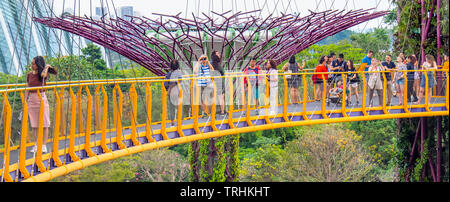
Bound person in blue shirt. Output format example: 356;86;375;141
194;55;215;115
362;50;374;88
362;50;374;71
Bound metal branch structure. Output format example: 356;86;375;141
33;9;388;75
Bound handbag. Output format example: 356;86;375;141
285;69;292;79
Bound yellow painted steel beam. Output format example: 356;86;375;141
84;87;95;157
211;78;218;131
100;85;110;153
246;75;253;127
446;71;449;111
77;87;84;136
424;71;431;112
145;82;155;142
68;87;80;162
129;83;140;146
115;84;126;149
2;92;13;182
18;91;30;178
52;88;63;166
193;79;201;134
302;74;309;121
381;73;389;114
263;76;271;124
228;76;236;129
35;90;47;173
22;109;448;182
282;75;289;122
161;81;169;140
321;74;328;119
176;81;185;137
94;86;101;140
341;73;348;118
361;73;368;116
403;72;410;113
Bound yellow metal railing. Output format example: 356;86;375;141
0;69;448;182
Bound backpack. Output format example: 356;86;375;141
164;71;173;91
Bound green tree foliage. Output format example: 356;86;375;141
348;120;398;167
81;43;106;70
51;148;188;182
240;124;375;182
316;30;355;45
349;28;392;59
286;40;366;70
240;144;286;182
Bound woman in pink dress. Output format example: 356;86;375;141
25;56;57;153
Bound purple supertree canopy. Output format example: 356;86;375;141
33;8;387;76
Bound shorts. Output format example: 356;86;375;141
349;82;358;88
314;79;323;84
288;77;301;88
396;78;405;85
420;72;435;88
251;86;259;100
414;71;420;80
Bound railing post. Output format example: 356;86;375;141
94;85;101;139
228;76;236;129
60;88;66;139
68;87;80;162
18;91;30;178
211;77;218;131
264;75;271;124
100;85;110;153
342;73;348;117
446;70;449;111
77;86;83;136
403;72;410;113
129;83;140;146
193;79;201;134
1;92;13;182
321;74;328;119
302;74;309;121
84;87;95;157
114;84;126;149
161;81;169;140
177;80;184;137
283;74;289;122
382;71;389;114
52;88;63;166
35;90;47;172
424;69;431;112
144;82;155;142
246;75;253;126
361;73;368;116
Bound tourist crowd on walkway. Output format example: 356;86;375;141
165;50;449;118
23;50;448;154
162;50;448;121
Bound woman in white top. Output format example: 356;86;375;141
414;54;437;105
367;59;384;107
394;56;407;105
266;60;279;115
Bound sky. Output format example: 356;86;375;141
48;0;394;32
